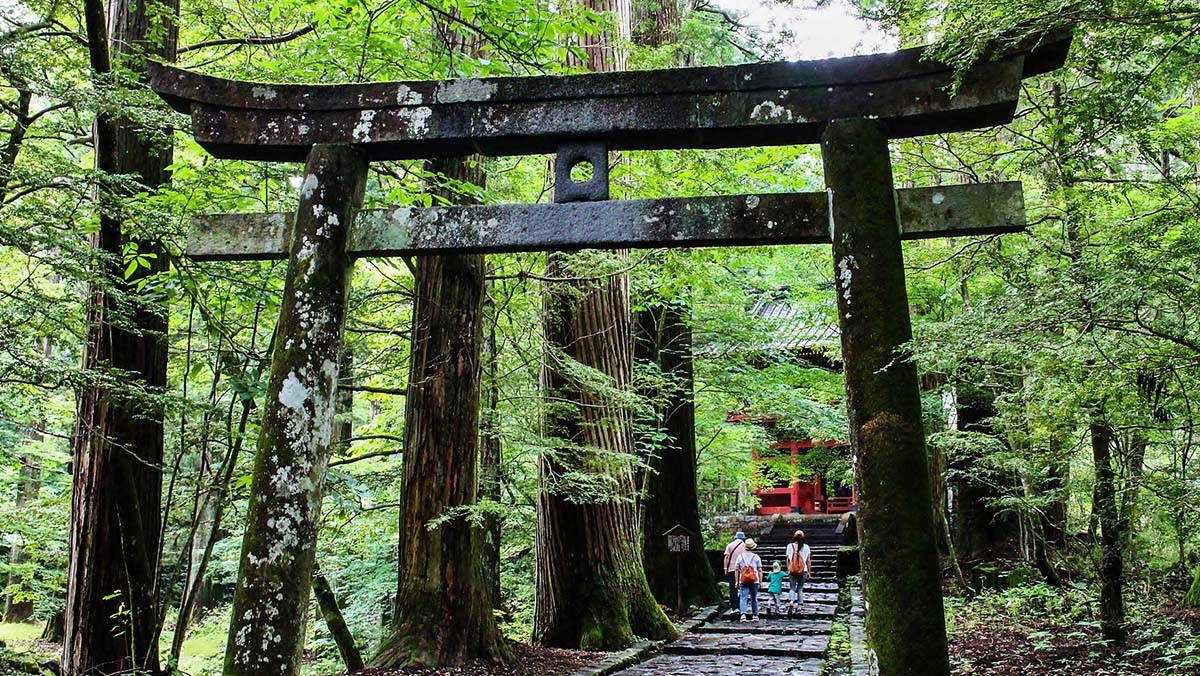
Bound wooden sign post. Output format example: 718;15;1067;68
664;524;694;616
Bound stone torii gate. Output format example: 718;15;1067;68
150;28;1070;675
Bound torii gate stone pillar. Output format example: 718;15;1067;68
823;118;948;673
149;27;1071;676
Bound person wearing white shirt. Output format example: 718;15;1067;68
735;538;763;622
785;530;812;614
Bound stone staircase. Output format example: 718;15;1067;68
614;519;845;675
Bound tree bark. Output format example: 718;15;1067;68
64;1;178;673
223;145;367;676
536;254;678;648
1044;436;1070;549
634;302;717;613
371;157;509;668
823;118;949;676
951;381;1017;561
1090;415;1126;645
480;282;504;611
312;562;364;673
534;0;676;651
1182;564;1200;608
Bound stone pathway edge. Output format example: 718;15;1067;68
569;605;720;676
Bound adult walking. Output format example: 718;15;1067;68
786;530;812;614
735;538;763;622
722;530;747;611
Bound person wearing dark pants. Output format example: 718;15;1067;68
722;530;747;610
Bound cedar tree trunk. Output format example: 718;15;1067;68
635;302;716;612
64;1;178;673
371;157;508;667
534;0;677;650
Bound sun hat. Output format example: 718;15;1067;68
735;531;746;541
744;538;757;550
793;530;806;540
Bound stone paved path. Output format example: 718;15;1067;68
613;578;840;676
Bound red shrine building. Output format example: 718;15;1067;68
728;413;857;516
721;291;858;516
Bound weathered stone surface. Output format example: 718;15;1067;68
667;632;830;657
148;31;1071;162
721;602;835;620
615;654;825;675
186;182;1025;261
698;619;833;635
824;117;950;674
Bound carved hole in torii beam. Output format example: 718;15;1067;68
569;160;594;185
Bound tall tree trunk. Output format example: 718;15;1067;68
168;396;254;668
635;302;716;613
1043;438;1069;549
1090;414;1125;645
1019;471;1061;586
536;256;678;648
312;562;364;673
480;283;504;611
370;16;508;666
952;381;1014;561
1120;432;1148;555
372;245;505;666
535;0;677;650
64;1;178;673
223;145;367;676
0;83;32;204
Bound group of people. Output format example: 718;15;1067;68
722;529;812;622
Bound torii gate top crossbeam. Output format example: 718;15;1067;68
149;31;1070;163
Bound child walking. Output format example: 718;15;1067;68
766;561;787;614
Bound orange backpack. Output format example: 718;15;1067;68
788;546;808;575
738;556;758;584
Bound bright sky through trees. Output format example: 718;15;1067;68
718;0;896;58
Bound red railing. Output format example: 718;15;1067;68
826;497;855;513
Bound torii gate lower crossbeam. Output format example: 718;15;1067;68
153;29;1071;676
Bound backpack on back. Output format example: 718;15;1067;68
738;555;758;584
787;545;808;575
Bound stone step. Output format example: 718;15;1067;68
666;632;831;658
698;618;833;635
615;654;825;675
721;602;835;620
745;591;837;604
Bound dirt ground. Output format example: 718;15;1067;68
949;606;1200;675
357;642;603;676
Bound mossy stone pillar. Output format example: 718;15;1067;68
821;118;949;676
224;144;368;676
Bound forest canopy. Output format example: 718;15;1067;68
1;0;1200;674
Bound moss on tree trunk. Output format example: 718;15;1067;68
223;144;367;676
535;252;679;650
635;302;718;613
822;118;949;676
